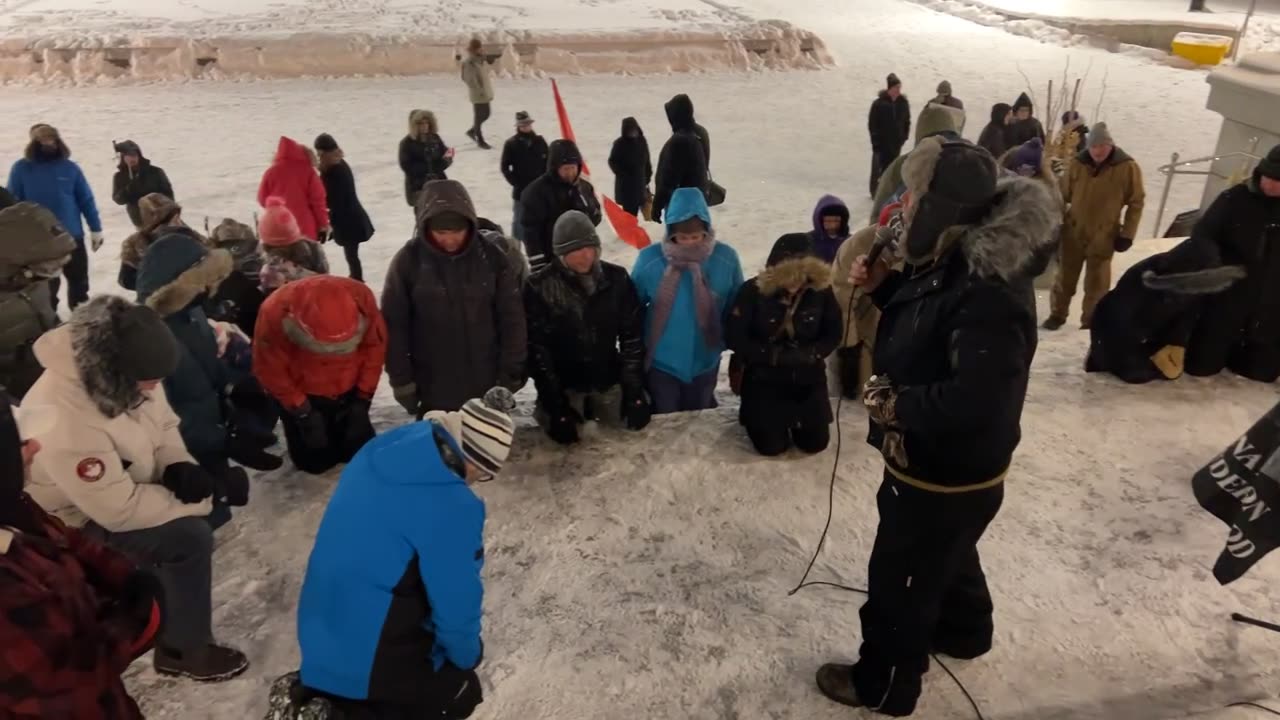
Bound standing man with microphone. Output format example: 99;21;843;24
815;137;1059;716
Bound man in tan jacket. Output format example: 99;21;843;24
458;37;495;150
1044;122;1145;329
831;223;880;398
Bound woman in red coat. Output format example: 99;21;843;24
258;136;331;242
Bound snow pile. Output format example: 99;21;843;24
0;0;831;84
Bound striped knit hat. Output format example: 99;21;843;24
460;387;517;477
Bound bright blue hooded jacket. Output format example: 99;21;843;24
7;156;101;240
298;419;485;703
631;187;744;384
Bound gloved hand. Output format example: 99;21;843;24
1114;235;1134;253
317;227;333;244
161;462;215;504
862;374;899;427
293;403;329;450
90;231;105;252
623;392;652;431
442;668;483;719
392;383;421;417
837;346;864;400
214;466;250;507
546;406;582;445
343;396;375;452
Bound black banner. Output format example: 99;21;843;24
1192;401;1280;584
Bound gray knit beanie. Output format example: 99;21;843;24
552;210;601;257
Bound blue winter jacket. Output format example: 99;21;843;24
298;420;485;703
7;157;102;239
631;187;744;384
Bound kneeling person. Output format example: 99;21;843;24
526;210;650;444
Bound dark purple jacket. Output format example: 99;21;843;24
808;194;851;263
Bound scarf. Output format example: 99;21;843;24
646;236;719;370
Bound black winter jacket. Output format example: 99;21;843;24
525;261;645;413
608;118;653;214
399;133;452;206
320;159;374;247
868;177;1058;489
653;95;710;223
501;132;549;201
726;250;842;431
868;91;911;154
1008;117;1046;147
519;141;602;272
112;156;174;228
1186;176;1280;381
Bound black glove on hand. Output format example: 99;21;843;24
546;407;582;445
443;669;484;719
214;466;251;507
392;383;421;417
623;393;652;431
343;396;376;451
161;462;215;504
294;404;329;450
1114;235;1134;253
837;346;864;400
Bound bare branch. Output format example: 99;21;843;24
1093;66;1110;121
1016;63;1037;109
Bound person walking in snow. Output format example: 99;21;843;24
257;197;330;294
7;124;103;312
458;37;495;150
726;233;841;457
400;109;454;209
314;133;374;281
652;93;711;224
118;193;209;291
253;274;386;475
1008;92;1046;147
816;137;1059;717
632;187;743;414
0;203;73;399
271;388;515;720
871;102;961;222
519;140;602;273
24;296;249;683
258;136;330;244
501;111;548;243
867;74;911;197
808;195;852;263
384;179;527;416
111;140;174;230
978;102;1014;161
526;211;650;445
0;396;164;720
609;117;653;217
1044;123;1145;330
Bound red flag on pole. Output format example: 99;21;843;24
551;78;651;250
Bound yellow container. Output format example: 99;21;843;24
1171;32;1233;66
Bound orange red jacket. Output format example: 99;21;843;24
257;136;330;241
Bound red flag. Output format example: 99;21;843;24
551;79;651;250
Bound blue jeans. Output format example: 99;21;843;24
647;368;719;415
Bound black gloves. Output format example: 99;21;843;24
343;396;376;453
442;668;483;719
837;346;864;400
392;383;421;417
546;406;582;446
623;393;651;431
161;462;215;504
1114;236;1134;253
214;466;251;507
293;403;329;450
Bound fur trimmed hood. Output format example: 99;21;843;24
757;255;832;296
409;109;440;136
955;175;1061;283
35;297;157;418
142;247;233;317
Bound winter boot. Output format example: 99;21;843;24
1041;316;1066;331
816;663;865;709
229;431;284;471
465;128;477;142
477;135;493;150
264;672;338;720
154;643;250;682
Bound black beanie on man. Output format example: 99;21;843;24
1256;144;1280;182
887;73;901;90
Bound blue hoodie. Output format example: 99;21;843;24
7;156;101;240
631;187;744;384
298;420;485;703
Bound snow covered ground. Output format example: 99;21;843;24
5;0;1280;717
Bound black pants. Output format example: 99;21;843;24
745;421;829;457
280;394;373;475
49;235;89;311
471;103;491;142
869;147;902;198
851;471;1004;717
342;244;363;282
84;516;214;655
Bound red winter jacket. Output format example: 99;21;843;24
253;275;388;411
0;497;157;720
258;137;330;241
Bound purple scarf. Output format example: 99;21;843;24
646;235;719;370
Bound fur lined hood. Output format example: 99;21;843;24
954;175;1061;283
757;255;832;296
34;298;142;418
140;247;233;317
409;109;440;137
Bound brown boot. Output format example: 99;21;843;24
154;643;249;682
816;663;865;709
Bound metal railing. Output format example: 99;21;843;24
1153;142;1261;236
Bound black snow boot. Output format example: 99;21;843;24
816;663;865;709
477;133;493;150
228;430;284;471
1041;316;1066;331
154;643;250;682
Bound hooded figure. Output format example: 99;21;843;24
1008;92;1046;147
809;195;852;263
501;111;549;242
207;218;266;335
8;124;102;311
978;102;1014;162
257;137;329;243
631;187;744;413
0;203;74;398
111;140;174;229
816;137;1060;718
24;296;249;682
1087;238;1244;384
870;102;960;222
726;233;842;456
254;275;387;475
1053;110;1090;159
118;193;209;291
1185;146;1280;382
257;198;330;293
518;139;603;273
384;180;527;416
290;388;515;720
400;110;453;207
652;94;711;224
932;80;964;110
526;211;649;445
314;133;375;281
0;393;163;720
608;117;654;217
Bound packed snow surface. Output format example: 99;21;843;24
4;0;1279;718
